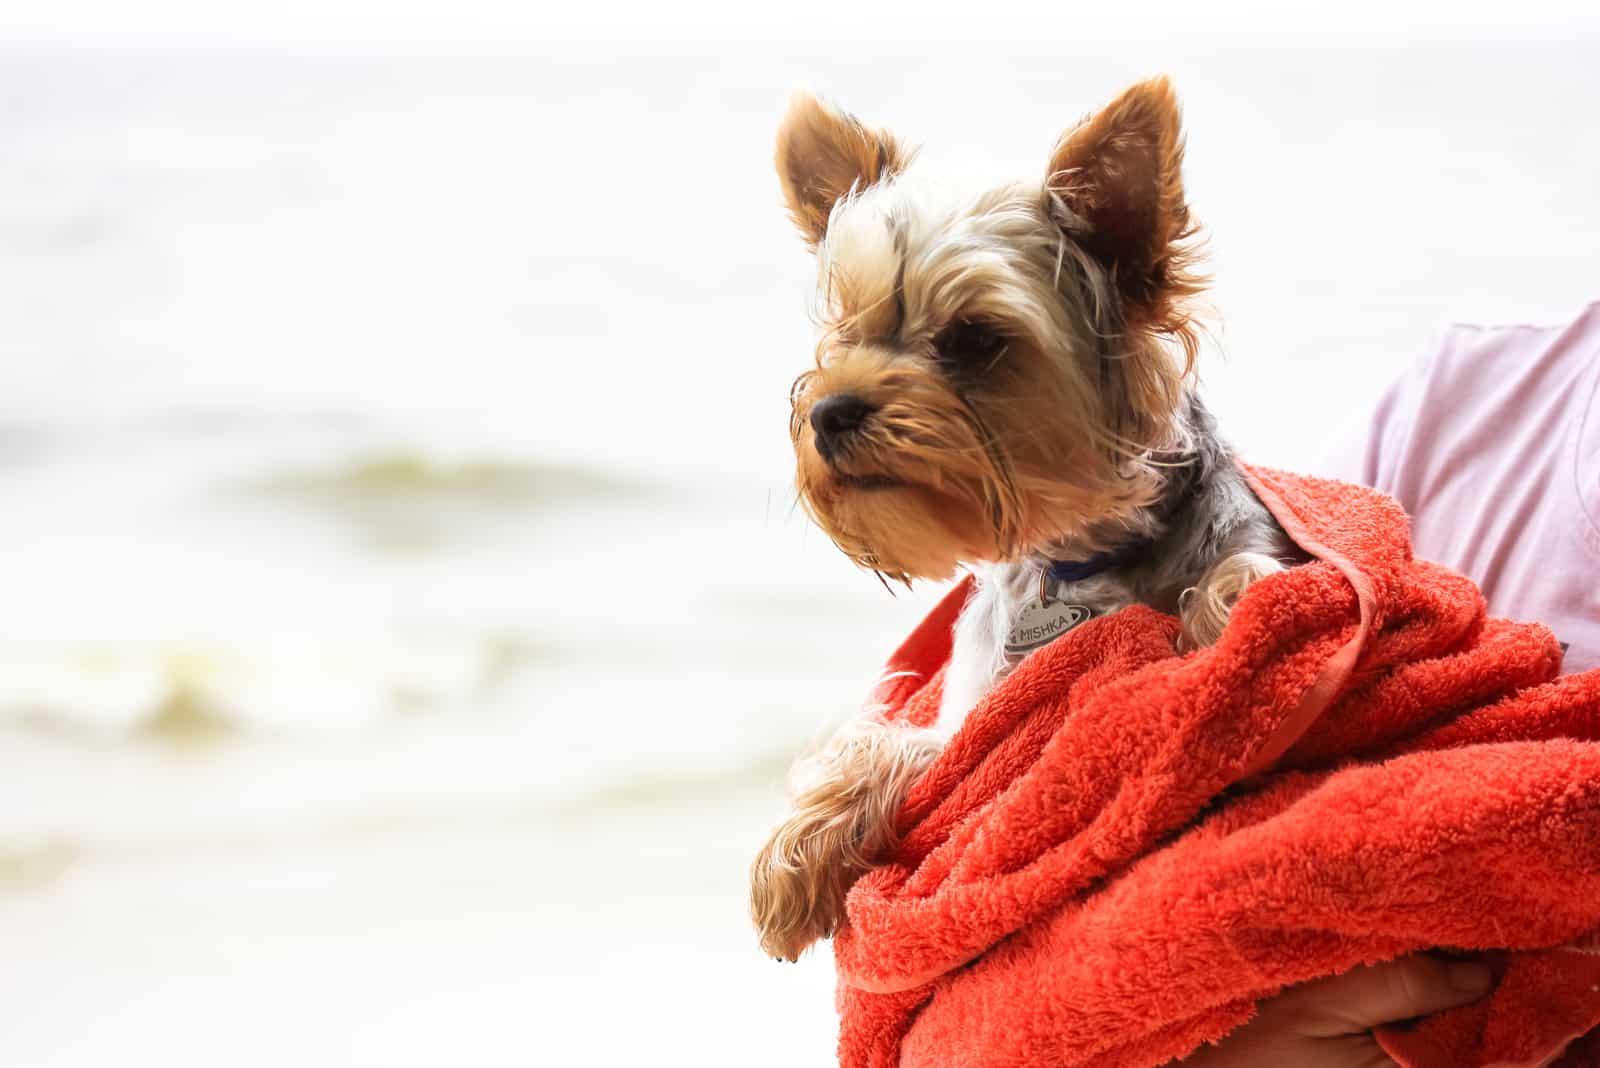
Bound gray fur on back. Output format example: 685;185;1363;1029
937;394;1299;734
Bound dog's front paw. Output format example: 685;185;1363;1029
1179;550;1285;650
749;719;943;961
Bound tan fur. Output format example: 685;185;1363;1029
780;82;1204;588
788;191;1187;584
1180;551;1285;650
775;91;915;250
1046;76;1207;366
749;719;944;961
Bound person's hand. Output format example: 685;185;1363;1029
1181;955;1493;1067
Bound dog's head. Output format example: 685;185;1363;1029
780;78;1205;584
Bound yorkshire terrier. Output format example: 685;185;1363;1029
750;78;1297;962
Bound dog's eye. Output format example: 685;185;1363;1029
935;320;1007;368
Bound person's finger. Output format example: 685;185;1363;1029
1272;955;1493;1037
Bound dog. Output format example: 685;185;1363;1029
750;78;1298;963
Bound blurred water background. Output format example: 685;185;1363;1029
3;9;1599;1066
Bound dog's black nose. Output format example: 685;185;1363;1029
809;394;875;458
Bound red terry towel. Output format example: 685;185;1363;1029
836;467;1600;1068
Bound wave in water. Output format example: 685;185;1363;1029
0;633;541;740
243;452;641;504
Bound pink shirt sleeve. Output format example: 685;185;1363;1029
1317;303;1600;674
1318;335;1446;504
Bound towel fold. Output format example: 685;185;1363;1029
836;467;1600;1068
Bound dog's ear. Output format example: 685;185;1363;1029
776;91;912;250
1046;77;1203;343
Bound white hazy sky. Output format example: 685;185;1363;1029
4;0;1599;47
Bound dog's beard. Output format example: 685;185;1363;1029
800;479;997;584
792;361;1169;585
793;366;1017;583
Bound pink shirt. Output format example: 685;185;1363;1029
1320;302;1600;675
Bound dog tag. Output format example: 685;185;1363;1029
1004;600;1092;658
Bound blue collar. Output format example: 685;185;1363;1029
1044;450;1206;586
1046;537;1155;584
